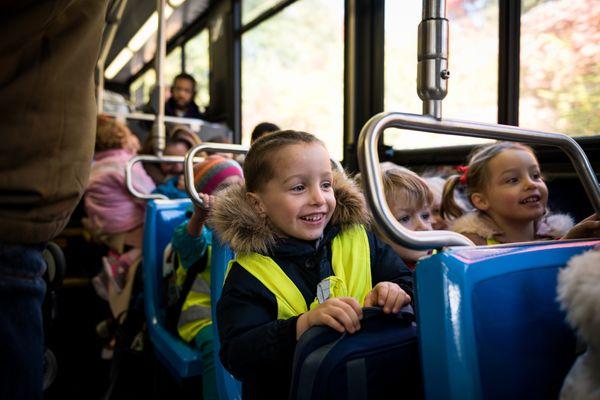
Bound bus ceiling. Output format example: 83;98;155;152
100;0;212;85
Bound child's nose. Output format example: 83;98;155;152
309;187;325;205
414;218;429;231
523;176;537;189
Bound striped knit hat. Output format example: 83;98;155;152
194;155;243;195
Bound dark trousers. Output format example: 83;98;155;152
0;243;46;400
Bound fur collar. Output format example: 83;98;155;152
208;169;370;255
450;210;574;243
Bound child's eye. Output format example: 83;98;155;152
532;172;544;180
291;185;305;192
505;177;518;184
321;181;332;189
398;215;411;224
421;212;431;221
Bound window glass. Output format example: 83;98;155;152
130;68;156;108
165;46;182;88
185;29;211;110
520;0;600;136
241;0;344;159
384;0;497;150
242;0;283;26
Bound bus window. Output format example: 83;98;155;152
184;29;210;112
130;68;156;108
241;0;344;159
519;0;600;136
165;46;183;88
242;0;283;25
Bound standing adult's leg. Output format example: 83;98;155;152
0;1;109;398
0;244;46;399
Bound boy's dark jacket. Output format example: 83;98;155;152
210;170;413;399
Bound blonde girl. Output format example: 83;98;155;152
442;141;599;245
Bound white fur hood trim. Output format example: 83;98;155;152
450;211;574;242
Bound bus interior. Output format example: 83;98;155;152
40;0;599;399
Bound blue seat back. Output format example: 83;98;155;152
142;199;203;379
210;234;242;399
416;239;600;400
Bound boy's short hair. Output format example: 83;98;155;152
172;72;197;93
382;167;433;211
95;115;131;152
244;130;324;192
250;122;280;144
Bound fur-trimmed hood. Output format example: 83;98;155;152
208;169;370;255
450;210;574;244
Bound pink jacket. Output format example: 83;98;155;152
85;149;156;235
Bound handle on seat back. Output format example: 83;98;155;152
125;154;204;200
357;112;600;250
184;143;250;208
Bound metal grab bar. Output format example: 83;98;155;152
126;154;205;200
102;111;223;130
357;112;600;250
184;144;249;208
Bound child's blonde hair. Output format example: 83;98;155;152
381;168;433;212
243;130;325;192
441;141;537;219
95;115;132;152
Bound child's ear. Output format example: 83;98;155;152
471;192;489;212
246;191;266;215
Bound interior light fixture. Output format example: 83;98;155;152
105;47;134;79
105;3;178;79
168;0;186;7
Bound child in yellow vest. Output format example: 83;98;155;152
211;130;413;399
169;156;243;400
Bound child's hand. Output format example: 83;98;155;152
364;282;411;314
562;214;600;240
296;297;362;339
187;193;215;236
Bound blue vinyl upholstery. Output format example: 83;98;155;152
142;199;203;379
210;234;242;400
416;239;600;400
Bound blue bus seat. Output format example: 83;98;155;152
142;199;203;379
210;234;242;400
416;239;600;400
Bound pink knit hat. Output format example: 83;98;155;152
193;155;243;195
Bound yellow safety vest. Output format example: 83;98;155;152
177;247;213;342
233;225;372;320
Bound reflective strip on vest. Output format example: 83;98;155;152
177;248;213;342
235;225;372;320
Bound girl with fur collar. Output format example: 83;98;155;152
442;142;599;245
211;131;413;399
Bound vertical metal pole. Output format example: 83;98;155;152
344;0;357;165
153;0;167;156
232;0;242;144
97;0;129;114
417;0;449;119
97;63;105;114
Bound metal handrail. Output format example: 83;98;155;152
126;154;205;200
357;112;600;250
184;144;249;208
154;0;167;156
102;111;222;129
